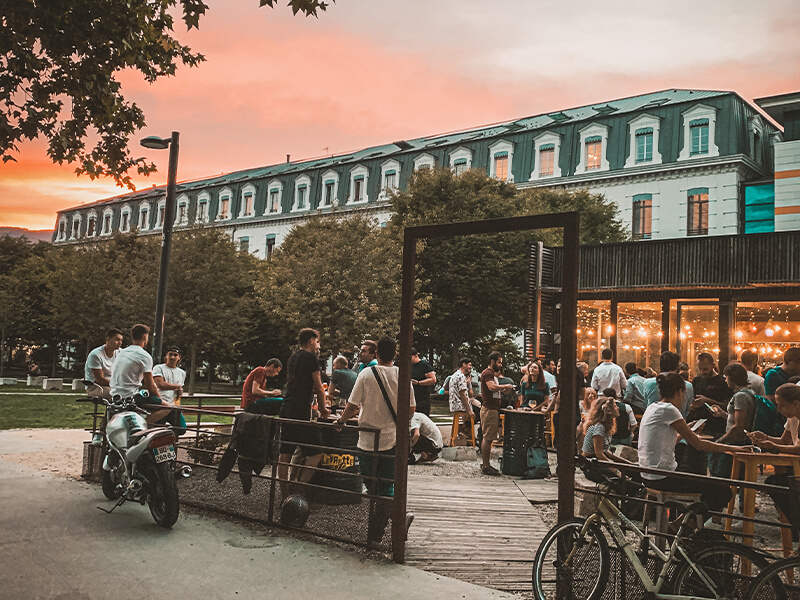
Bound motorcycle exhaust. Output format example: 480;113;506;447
176;465;192;479
127;479;143;495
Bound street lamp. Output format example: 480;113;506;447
140;131;180;361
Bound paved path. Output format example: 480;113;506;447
0;429;520;600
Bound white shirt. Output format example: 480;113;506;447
348;365;416;452
543;370;557;394
747;371;766;397
591;361;627;396
638;401;684;480
153;363;186;403
110;345;153;399
786;416;799;445
85;345;118;382
410;412;443;449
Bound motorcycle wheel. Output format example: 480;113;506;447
147;461;180;528
101;455;122;500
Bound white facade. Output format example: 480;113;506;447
775;139;800;231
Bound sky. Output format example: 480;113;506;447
2;0;799;230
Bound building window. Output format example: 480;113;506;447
575;124;609;175
297;186;307;209
384;170;396;190
140;206;149;230
244;193;254;216
349;165;369;204
539;145;555;176
635;128;653;163
489;140;514;181
687;187;709;236
266;236;276;260
743;182;775;234
353;177;364;202
239;184;256;218
530;132;562;180
632;194;652;240
177;202;187;224
101;212;112;235
196;193;209;223
87;215;97;237
379;160;400;199
120;205;131;232
324;181;335;205
156;201;166;229
678;104;718;162
292;176;311;211
239;237;249;253
413;153;435;171
218;190;231;220
57;219;67;241
625;114;662;168
269;189;280;213
319;170;339;207
449;147;474;173
585;136;602;170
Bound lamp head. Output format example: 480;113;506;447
140;135;171;150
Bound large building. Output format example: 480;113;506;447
53;88;799;255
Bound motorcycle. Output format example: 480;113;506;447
93;390;188;527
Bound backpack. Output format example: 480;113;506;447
750;391;787;437
523;446;551;479
613;401;630;439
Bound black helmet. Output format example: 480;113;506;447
280;495;310;528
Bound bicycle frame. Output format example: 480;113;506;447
581;495;721;599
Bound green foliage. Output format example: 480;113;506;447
259;213;401;357
389;168;626;370
1;0;332;187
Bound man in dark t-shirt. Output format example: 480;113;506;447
329;355;357;406
277;328;330;498
410;348;436;416
688;352;732;439
479;352;514;476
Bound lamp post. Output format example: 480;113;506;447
140;132;180;361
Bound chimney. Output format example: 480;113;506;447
286;154;291;163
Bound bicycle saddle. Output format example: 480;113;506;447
663;500;708;516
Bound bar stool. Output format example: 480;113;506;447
449;411;476;447
643;488;702;550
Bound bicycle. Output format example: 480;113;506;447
532;457;771;600
746;555;799;599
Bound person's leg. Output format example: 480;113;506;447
480;408;499;472
765;473;794;529
277;451;293;498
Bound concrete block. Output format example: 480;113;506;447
0;378;17;385
27;375;45;386
71;380;86;391
440;446;479;461
42;378;63;391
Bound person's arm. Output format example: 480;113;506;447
415;370;436;387
410;427;420;446
311;370;330;418
484;378;508;392
154;375;183;393
674;419;749;454
749;429;798;453
590;369;600;392
459;388;473;415
141;372;167;404
90;368;110;387
250;376;280;398
336;401;359;424
618;369;627;391
626;405;637;429
717;407;748;443
534;392;550;412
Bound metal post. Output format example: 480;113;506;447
151;131;180;360
557;213;580;523
393;228;416;563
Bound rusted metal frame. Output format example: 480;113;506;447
194;396;203;448
397;211;581;561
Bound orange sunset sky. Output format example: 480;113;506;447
2;0;799;231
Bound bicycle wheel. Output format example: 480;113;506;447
747;556;800;600
671;542;770;599
532;517;610;600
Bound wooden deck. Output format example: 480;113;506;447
405;473;552;596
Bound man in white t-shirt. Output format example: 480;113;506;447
85;327;123;398
740;349;766;397
110;324;172;424
335;337;415;544
153;346;186;404
409;412;443;464
591;348;627;397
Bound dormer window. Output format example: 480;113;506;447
449;147;474;174
239;184;256;218
176;199;188;225
678;104;719;162
266;180;283;214
575;124;610;175
453;159;468;175
625;114;662;168
529;132;562;181
292;176;311;212
120;205;131;232
71;215;81;239
217;188;232;220
57;218;67;241
319;170;339;208
488;140;514;181
413;153;435;171
379;159;400;199
348;165;369;204
155;199;166;229
139;204;150;230
87;213;97;237
539;145;555;176
101;209;113;236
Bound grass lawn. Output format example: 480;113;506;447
0;384;240;430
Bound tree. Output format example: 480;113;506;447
1;0;332;188
258;213;401;358
389;167;626;370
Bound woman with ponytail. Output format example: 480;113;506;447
580;395;633;480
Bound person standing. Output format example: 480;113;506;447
449;358;477;440
153;346;186;405
688;352;732;439
110;324;172;424
644;351;695;416
591;349;627;398
479;352;514;476
329;356;357;408
623;362;647;414
410;348;436;416
240;358;283;413
355;340;378;373
740;349;766;397
277;328;329;498
335;337;416;545
542;358;558;396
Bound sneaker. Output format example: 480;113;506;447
481;465;501;476
90;433;103;447
405;513;414;533
703;518;725;531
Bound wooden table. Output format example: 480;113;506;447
725;451;800;556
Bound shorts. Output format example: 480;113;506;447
480;407;500;442
278;420;323;458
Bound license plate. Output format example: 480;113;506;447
153;445;176;463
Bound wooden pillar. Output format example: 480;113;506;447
719;300;735;368
661;300;670;354
610;300;618;361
